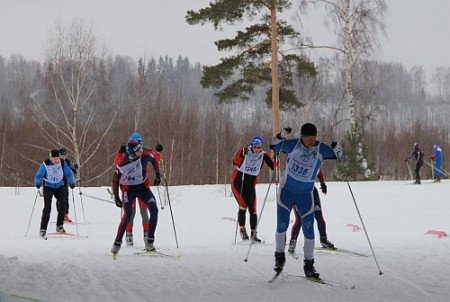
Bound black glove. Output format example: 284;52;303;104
320;183;327;194
36;184;41;189
114;195;122;208
119;143;126;154
156;144;163;152
69;183;76;189
154;176;161;186
276;127;292;140
404;159;408;162
243;147;249;156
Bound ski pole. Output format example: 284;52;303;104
160;158;179;248
344;175;383;275
71;189;80;235
25;190;39;237
77;187;86;223
405;160;413;180
79;191;115;204
423;160;448;177
244;171;277;262
235;153;247;244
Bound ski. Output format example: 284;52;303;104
135;250;180;260
112;253;118;260
286;274;333;286
45;232;88;238
287;251;300;260
315;247;370;257
268;271;282;283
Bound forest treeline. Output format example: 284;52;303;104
0;53;449;187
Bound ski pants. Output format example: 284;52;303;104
290;186;327;240
434;159;442;178
115;188;158;242
415;161;423;181
231;170;257;230
275;188;315;259
40;186;67;231
126;198;150;232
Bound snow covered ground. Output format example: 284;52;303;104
0;180;449;302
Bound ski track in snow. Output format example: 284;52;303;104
0;182;449;302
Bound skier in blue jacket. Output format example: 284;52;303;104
34;149;76;237
269;123;342;279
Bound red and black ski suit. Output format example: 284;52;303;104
231;146;276;232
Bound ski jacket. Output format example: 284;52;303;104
270;137;337;195
112;150;160;196
431;145;442;163
34;159;75;189
406;148;424;164
232;146;276;185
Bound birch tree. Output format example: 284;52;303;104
298;0;387;179
27;18;119;184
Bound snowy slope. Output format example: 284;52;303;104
0;180;449;302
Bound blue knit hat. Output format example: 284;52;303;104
251;136;263;146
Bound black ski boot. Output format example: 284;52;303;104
274;252;286;273
288;239;297;254
240;228;249;240
320;236;335;249
303;259;320;279
251;231;262;243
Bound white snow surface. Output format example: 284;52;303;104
0;180;449;302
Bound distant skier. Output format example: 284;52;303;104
34;149;76;237
270;123;342;279
405;143;424;184
231;135;276;243
111;138;161;257
430;144;443;182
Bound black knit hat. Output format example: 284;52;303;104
49;149;60;158
59;148;67;156
301;123;317;137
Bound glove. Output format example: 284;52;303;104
331;141;342;158
153;176;161;186
155;144;163;152
243;147;249;156
119;143;126;154
114;195;122;208
320;183;327;194
404;159;408;162
69;183;76;189
36;184;41;189
276;127;292;140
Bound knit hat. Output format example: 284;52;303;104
59;148;67;156
300;123;317;137
49;149;60;158
251;136;263;146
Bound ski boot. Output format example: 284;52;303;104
64;214;73;223
288;239;297;254
251;231;262;243
145;238;156;252
143;231;149;243
111;240;122;256
40;229;46;237
274;252;286;273
240;228;249;240
125;232;134;247
56;225;65;233
320;236;335;249
303;259;320;279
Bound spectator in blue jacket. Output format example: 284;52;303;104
430;144;443;182
34;149;76;237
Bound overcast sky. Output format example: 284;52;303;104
0;0;449;77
